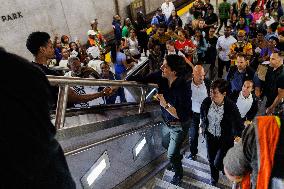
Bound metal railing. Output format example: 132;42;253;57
47;75;157;129
64;121;163;156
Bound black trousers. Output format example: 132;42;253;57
206;51;217;80
205;132;232;183
217;18;228;33
189;112;200;156
217;58;230;78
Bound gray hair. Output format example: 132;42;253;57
68;57;80;66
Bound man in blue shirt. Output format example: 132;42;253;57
112;15;122;43
129;54;191;186
151;8;167;25
226;53;254;94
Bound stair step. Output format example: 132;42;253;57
183;176;221;189
182;156;232;188
182;158;210;174
154;178;184;189
163;165;232;189
163;170;219;189
182;166;232;188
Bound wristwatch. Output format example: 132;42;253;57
164;103;171;109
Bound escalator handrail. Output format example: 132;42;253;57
47;75;157;88
125;57;149;80
47;76;157;130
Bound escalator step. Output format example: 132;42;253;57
154;178;184;189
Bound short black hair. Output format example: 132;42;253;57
26;31;50;56
257;28;267;35
269;36;279;44
269;22;279;32
225;25;232;30
158;23;167;29
165;54;190;78
210;79;229;94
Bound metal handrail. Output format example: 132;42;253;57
47;75;157;88
64;121;163;156
47;76;157;129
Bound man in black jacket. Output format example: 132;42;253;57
0;48;75;188
129;54;191;186
226;53;255;95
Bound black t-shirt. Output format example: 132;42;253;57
206;36;218;51
264;65;284;107
277;41;284;51
205;13;218;26
1;51;75;188
129;71;191;123
33;62;61;107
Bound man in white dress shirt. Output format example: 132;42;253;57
186;65;211;160
230;80;258;128
161;0;175;21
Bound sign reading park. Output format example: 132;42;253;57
1;12;23;22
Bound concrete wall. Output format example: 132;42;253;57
118;0;132;20
0;0;116;60
145;0;177;14
0;0;174;60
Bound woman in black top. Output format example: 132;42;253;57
200;79;242;186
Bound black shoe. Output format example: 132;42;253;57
186;154;197;161
170;175;182;186
166;164;174;171
210;180;217;186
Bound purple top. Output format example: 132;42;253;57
260;48;279;57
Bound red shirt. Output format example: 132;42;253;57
175;40;196;50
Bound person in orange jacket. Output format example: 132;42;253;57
223;115;284;189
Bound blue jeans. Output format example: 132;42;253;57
161;121;190;177
115;74;127;103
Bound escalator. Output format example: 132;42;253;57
49;58;234;189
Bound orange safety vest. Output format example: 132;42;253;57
241;116;281;189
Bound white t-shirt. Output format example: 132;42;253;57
236;92;253;118
64;71;105;107
59;59;68;68
161;1;175;20
88;59;104;74
87;46;100;59
216;35;237;61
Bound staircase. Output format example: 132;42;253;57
146;136;233;189
152;154;232;189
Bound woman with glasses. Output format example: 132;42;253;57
200;79;242;186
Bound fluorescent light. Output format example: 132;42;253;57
87;158;107;186
135;137;146;156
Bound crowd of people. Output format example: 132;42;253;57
26;0;284;187
1;0;284;188
25;0;284;109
